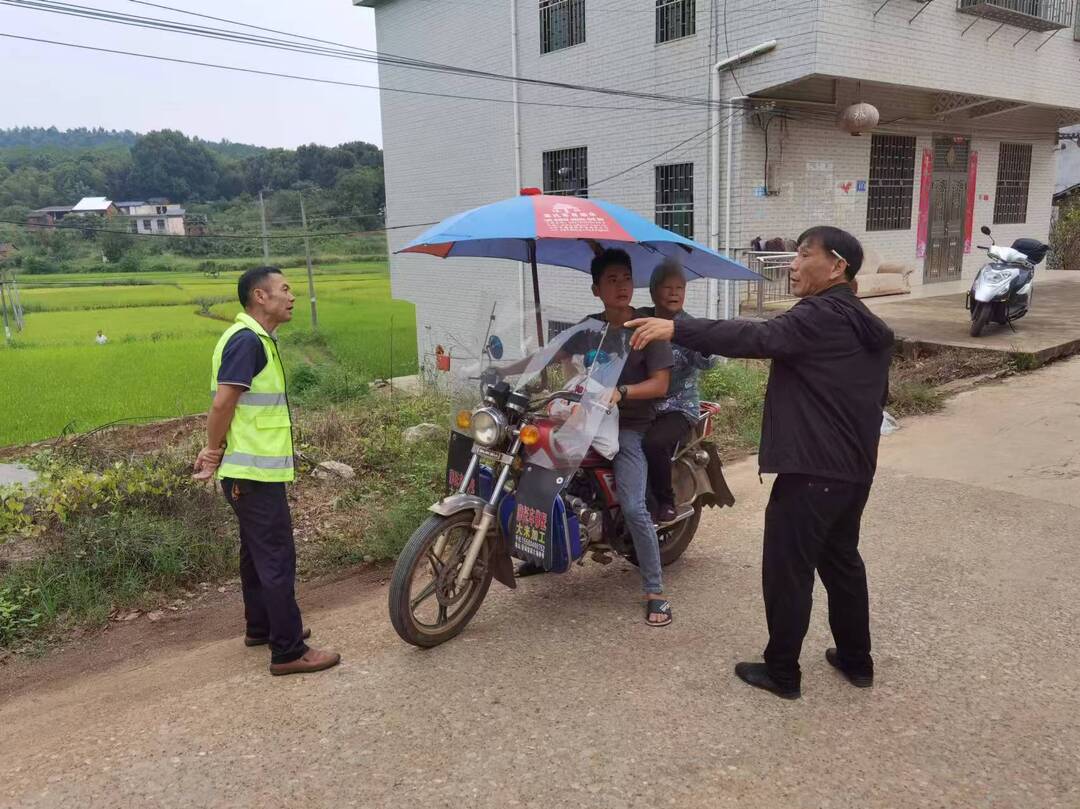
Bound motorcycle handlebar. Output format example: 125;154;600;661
530;390;583;410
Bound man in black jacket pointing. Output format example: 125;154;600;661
628;226;894;700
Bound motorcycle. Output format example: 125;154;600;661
967;225;1049;337
388;307;735;648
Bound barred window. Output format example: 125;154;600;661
994;142;1032;225
548;319;575;340
655;163;694;238
543;147;589;197
866;134;916;232
656;0;695;43
540;0;585;54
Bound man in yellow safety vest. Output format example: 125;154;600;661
194;266;340;676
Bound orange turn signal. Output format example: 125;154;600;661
456;410;472;430
519;425;541;446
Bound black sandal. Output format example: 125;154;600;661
644;598;672;627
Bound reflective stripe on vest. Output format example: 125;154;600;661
210;313;294;483
220;452;294;470
209;391;288;407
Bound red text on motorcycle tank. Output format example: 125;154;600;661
448;469;476;495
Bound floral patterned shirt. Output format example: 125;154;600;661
639;307;717;424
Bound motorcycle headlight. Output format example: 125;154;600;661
470;407;507;448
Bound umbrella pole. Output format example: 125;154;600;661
529;240;545;348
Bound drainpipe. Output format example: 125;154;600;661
709;40;776;319
510;0;527;350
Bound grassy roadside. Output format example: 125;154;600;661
0;343;1032;654
0;384;447;654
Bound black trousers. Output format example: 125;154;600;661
762;474;873;690
222;478;307;664
643;411;693;509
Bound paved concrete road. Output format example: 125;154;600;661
3;361;1079;809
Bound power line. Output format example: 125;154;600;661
722;0;747;97
591;111;737;189
0;32;704;114
0;0;749;113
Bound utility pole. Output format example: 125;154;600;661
299;192;318;331
0;273;12;344
258;190;270;262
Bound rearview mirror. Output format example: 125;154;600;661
980;226;992;236
487;335;504;360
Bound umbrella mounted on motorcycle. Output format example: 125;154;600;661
387;191;755;648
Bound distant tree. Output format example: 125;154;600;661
101;227;134;263
331;166;385;222
129;130;221;201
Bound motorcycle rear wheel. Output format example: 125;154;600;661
627;504;702;568
970;302;992;337
388;512;494;648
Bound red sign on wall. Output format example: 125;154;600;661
964;151;979;254
916;148;933;258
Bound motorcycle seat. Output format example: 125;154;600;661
580;448;610;468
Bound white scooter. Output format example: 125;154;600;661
967;225;1048;337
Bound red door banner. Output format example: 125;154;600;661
964;151;978;254
916;147;933;258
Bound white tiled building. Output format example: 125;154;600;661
356;0;1080;368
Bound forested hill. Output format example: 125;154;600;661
0;128;383;222
0;126;267;158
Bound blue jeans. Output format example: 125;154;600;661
613;429;663;594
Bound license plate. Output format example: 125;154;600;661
474;446;503;464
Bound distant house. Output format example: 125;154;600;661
1054;183;1080;203
127;203;187;236
26;205;74;228
70;197;119;217
114;200;147;215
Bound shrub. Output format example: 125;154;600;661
699;360;768;450
1;508;234;645
1049;202;1080;272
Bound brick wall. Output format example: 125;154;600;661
732;113;1057;283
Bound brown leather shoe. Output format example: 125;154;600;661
269;647;341;676
244;628;311;647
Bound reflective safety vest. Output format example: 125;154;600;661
210;312;295;482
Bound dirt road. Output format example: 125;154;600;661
3;361;1079;809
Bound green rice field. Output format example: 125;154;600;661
1;262;417;446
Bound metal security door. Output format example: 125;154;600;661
924;137;970;283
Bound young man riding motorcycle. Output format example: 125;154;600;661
514;249;675;625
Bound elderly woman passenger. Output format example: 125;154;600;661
640;259;716;525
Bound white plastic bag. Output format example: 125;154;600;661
547;374;620;459
880;410;899;436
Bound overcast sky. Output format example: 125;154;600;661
0;0;383;148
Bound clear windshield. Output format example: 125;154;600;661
441;301;629;473
513;317;628;472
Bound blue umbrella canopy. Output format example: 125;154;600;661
400;191;762;286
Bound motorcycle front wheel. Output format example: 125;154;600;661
388;512;494;648
970;302;992;337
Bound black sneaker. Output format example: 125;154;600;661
657;504;678;524
734;662;801;700
825;648;874;688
